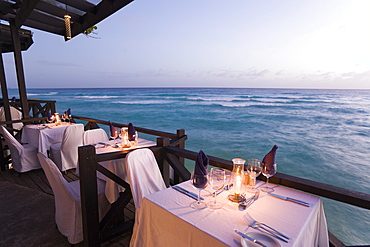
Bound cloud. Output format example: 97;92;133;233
35;60;81;67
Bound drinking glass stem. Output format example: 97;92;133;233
214;193;217;204
197;190;201;204
265;177;269;187
251;177;256;189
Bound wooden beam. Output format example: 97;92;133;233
70;0;134;39
55;0;96;14
0;46;12;128
35;1;83;24
14;0;41;28
9;21;30;118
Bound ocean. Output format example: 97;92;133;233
10;87;370;245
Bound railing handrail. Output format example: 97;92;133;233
73;115;178;139
164;145;370;210
85;143;370;211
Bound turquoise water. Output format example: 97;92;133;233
11;87;370;245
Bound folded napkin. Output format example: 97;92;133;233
109;121;118;139
128;123;136;141
46;112;53;122
261;145;278;171
66;108;71;117
194;150;208;176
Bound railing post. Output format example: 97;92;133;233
78;145;100;247
174;129;186;184
157;137;171;186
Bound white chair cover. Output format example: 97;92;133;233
125;148;166;247
50;124;84;171
125;148;166;209
0;126;40;173
83;128;109;145
0;106;23;131
37;153;110;245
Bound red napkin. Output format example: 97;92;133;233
109;121;118;139
194;150;208;176
261;145;278;170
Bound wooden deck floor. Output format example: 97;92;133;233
0;167;134;247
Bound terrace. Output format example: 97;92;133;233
1;1;370;246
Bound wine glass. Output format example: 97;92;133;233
207;168;226;209
260;163;277;192
245;158;262;193
110;127;119;146
190;172;208;209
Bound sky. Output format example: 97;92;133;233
2;0;370;89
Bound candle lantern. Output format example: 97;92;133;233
54;113;61;125
228;158;246;203
120;127;129;146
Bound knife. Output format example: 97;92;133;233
234;229;267;247
172;186;204;200
268;192;310;207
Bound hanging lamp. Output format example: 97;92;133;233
64;1;71;39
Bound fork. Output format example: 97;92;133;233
239;190;259;210
245;189;260;208
243;213;290;243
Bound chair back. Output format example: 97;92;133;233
37;153;81;242
60;124;84;169
83;128;109;145
125;148;166;209
0;125;23;169
0;106;23;130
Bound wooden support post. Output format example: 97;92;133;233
174;129;186;184
0;47;12;129
157;137;171;186
10;21;30;119
78;145;100;247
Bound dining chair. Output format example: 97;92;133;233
50;124;84;172
0;106;23;132
83;128;109;145
124;148;166;247
0;125;41;173
37;152;110;245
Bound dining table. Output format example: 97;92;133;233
94;138;157;203
132;180;329;247
21;122;75;155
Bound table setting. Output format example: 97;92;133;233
133;146;329;247
21;121;75;154
93;124;156;204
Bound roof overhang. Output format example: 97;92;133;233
0;0;134;41
0;23;33;53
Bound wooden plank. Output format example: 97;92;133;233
21;172;42;191
27;168;53;195
33;169;53;195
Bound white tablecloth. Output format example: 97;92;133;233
21;123;72;154
133;180;329;247
95;138;157;203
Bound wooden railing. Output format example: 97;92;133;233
0;99;56;133
2;112;368;246
73;116;370;247
0;99;56;170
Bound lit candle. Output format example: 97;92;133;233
235;174;242;195
228;158;246;203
